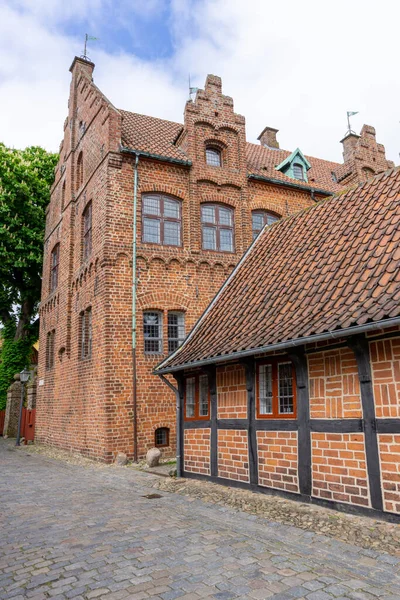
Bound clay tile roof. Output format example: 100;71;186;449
246;143;342;193
120;110;188;161
120;110;341;191
157;167;400;372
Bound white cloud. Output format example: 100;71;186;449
0;0;399;165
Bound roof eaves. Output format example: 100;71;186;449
154;316;400;375
248;173;334;196
120;145;192;167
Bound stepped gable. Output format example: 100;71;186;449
157;167;400;371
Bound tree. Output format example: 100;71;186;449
0;143;57;408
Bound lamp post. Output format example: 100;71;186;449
16;368;30;447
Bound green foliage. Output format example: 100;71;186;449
0;143;58;338
0;320;35;410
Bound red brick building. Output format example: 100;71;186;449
156;167;400;518
36;55;394;462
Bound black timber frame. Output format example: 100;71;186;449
178;334;400;520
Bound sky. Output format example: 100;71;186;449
0;0;399;165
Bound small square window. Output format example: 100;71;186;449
206;147;221;167
155;427;169;447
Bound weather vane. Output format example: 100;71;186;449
346;111;359;136
81;33;99;62
188;74;198;101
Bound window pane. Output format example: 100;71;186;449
199;375;209;416
293;164;303;180
168;312;185;353
206;148;221;167
164;198;180;219
186;377;195;418
220;228;233;252
202;226;217;250
252;213;264;231
266;213;279;226
164;220;180;246
218;207;232;226
259;364;273;414
144;312;162;353
143;196;160;216
143;218;160;243
155;427;169;446
278;363;294;413
201;205;215;223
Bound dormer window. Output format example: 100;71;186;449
206;147;221;167
275;148;311;183
292;164;304;181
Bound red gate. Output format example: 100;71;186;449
0;410;5;436
21;408;36;443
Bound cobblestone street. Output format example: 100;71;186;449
1;440;399;600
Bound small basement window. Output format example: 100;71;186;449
155;427;169;448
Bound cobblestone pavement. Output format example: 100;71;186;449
1;441;400;600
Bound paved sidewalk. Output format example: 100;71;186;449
0;440;399;600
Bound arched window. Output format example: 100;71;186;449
155;427;169;447
201;204;234;252
82;201;92;262
76;151;83;191
50;243;60;293
168;311;185;352
205;147;222;167
252;210;280;240
61;181;66;211
292;163;304;181
362;167;375;180
142;194;182;247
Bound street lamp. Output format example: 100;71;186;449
16;368;30;447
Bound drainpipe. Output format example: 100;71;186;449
132;153;139;462
158;374;182;478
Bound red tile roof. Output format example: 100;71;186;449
157;167;400;372
120;110;187;162
120;110;340;192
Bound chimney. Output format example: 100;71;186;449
258;127;279;149
340;132;359;163
69;56;95;80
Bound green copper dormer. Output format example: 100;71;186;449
275;148;311;183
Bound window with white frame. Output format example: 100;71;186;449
167;312;185;353
201;204;234;252
143;311;163;354
142;194;182;247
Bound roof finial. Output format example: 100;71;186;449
81;33;98;62
346;111;359;136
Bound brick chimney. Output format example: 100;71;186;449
340;132;360;163
258;127;279;149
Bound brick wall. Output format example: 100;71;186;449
37;58;318;461
257;431;298;493
370;336;400;418
312;433;369;507
184;428;211;475
308;348;362;418
218;430;249;482
217;364;247;419
378;434;400;513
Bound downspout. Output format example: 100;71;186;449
158;374;182;478
132;153;139;462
